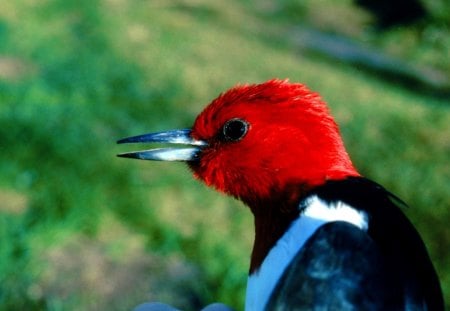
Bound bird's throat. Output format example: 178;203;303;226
244;183;312;273
248;200;299;273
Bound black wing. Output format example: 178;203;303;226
314;177;444;311
266;221;404;310
270;177;444;310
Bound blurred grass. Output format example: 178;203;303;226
0;0;449;310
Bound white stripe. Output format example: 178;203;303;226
245;196;368;311
303;195;369;231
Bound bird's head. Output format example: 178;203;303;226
118;79;359;212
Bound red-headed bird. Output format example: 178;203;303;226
118;79;443;310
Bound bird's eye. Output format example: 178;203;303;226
222;118;249;142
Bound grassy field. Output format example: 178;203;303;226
0;0;449;310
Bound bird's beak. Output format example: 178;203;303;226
117;129;207;161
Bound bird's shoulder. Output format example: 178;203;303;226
268;177;444;310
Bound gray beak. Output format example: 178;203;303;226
117;129;207;161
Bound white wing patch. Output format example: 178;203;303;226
303;195;369;231
245;196;368;311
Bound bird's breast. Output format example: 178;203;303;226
245;195;368;311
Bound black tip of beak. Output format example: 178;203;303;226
116;137;139;144
116;152;139;159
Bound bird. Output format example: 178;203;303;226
118;79;444;310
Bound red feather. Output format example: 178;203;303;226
188;79;359;271
190;79;358;206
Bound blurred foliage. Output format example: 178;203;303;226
0;0;449;310
259;0;450;72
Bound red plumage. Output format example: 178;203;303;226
188;79;360;271
190;79;358;209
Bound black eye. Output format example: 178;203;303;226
222;118;249;142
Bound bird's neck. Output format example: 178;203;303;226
245;184;305;273
250;205;298;273
246;171;360;272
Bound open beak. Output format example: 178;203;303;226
117;129;207;161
